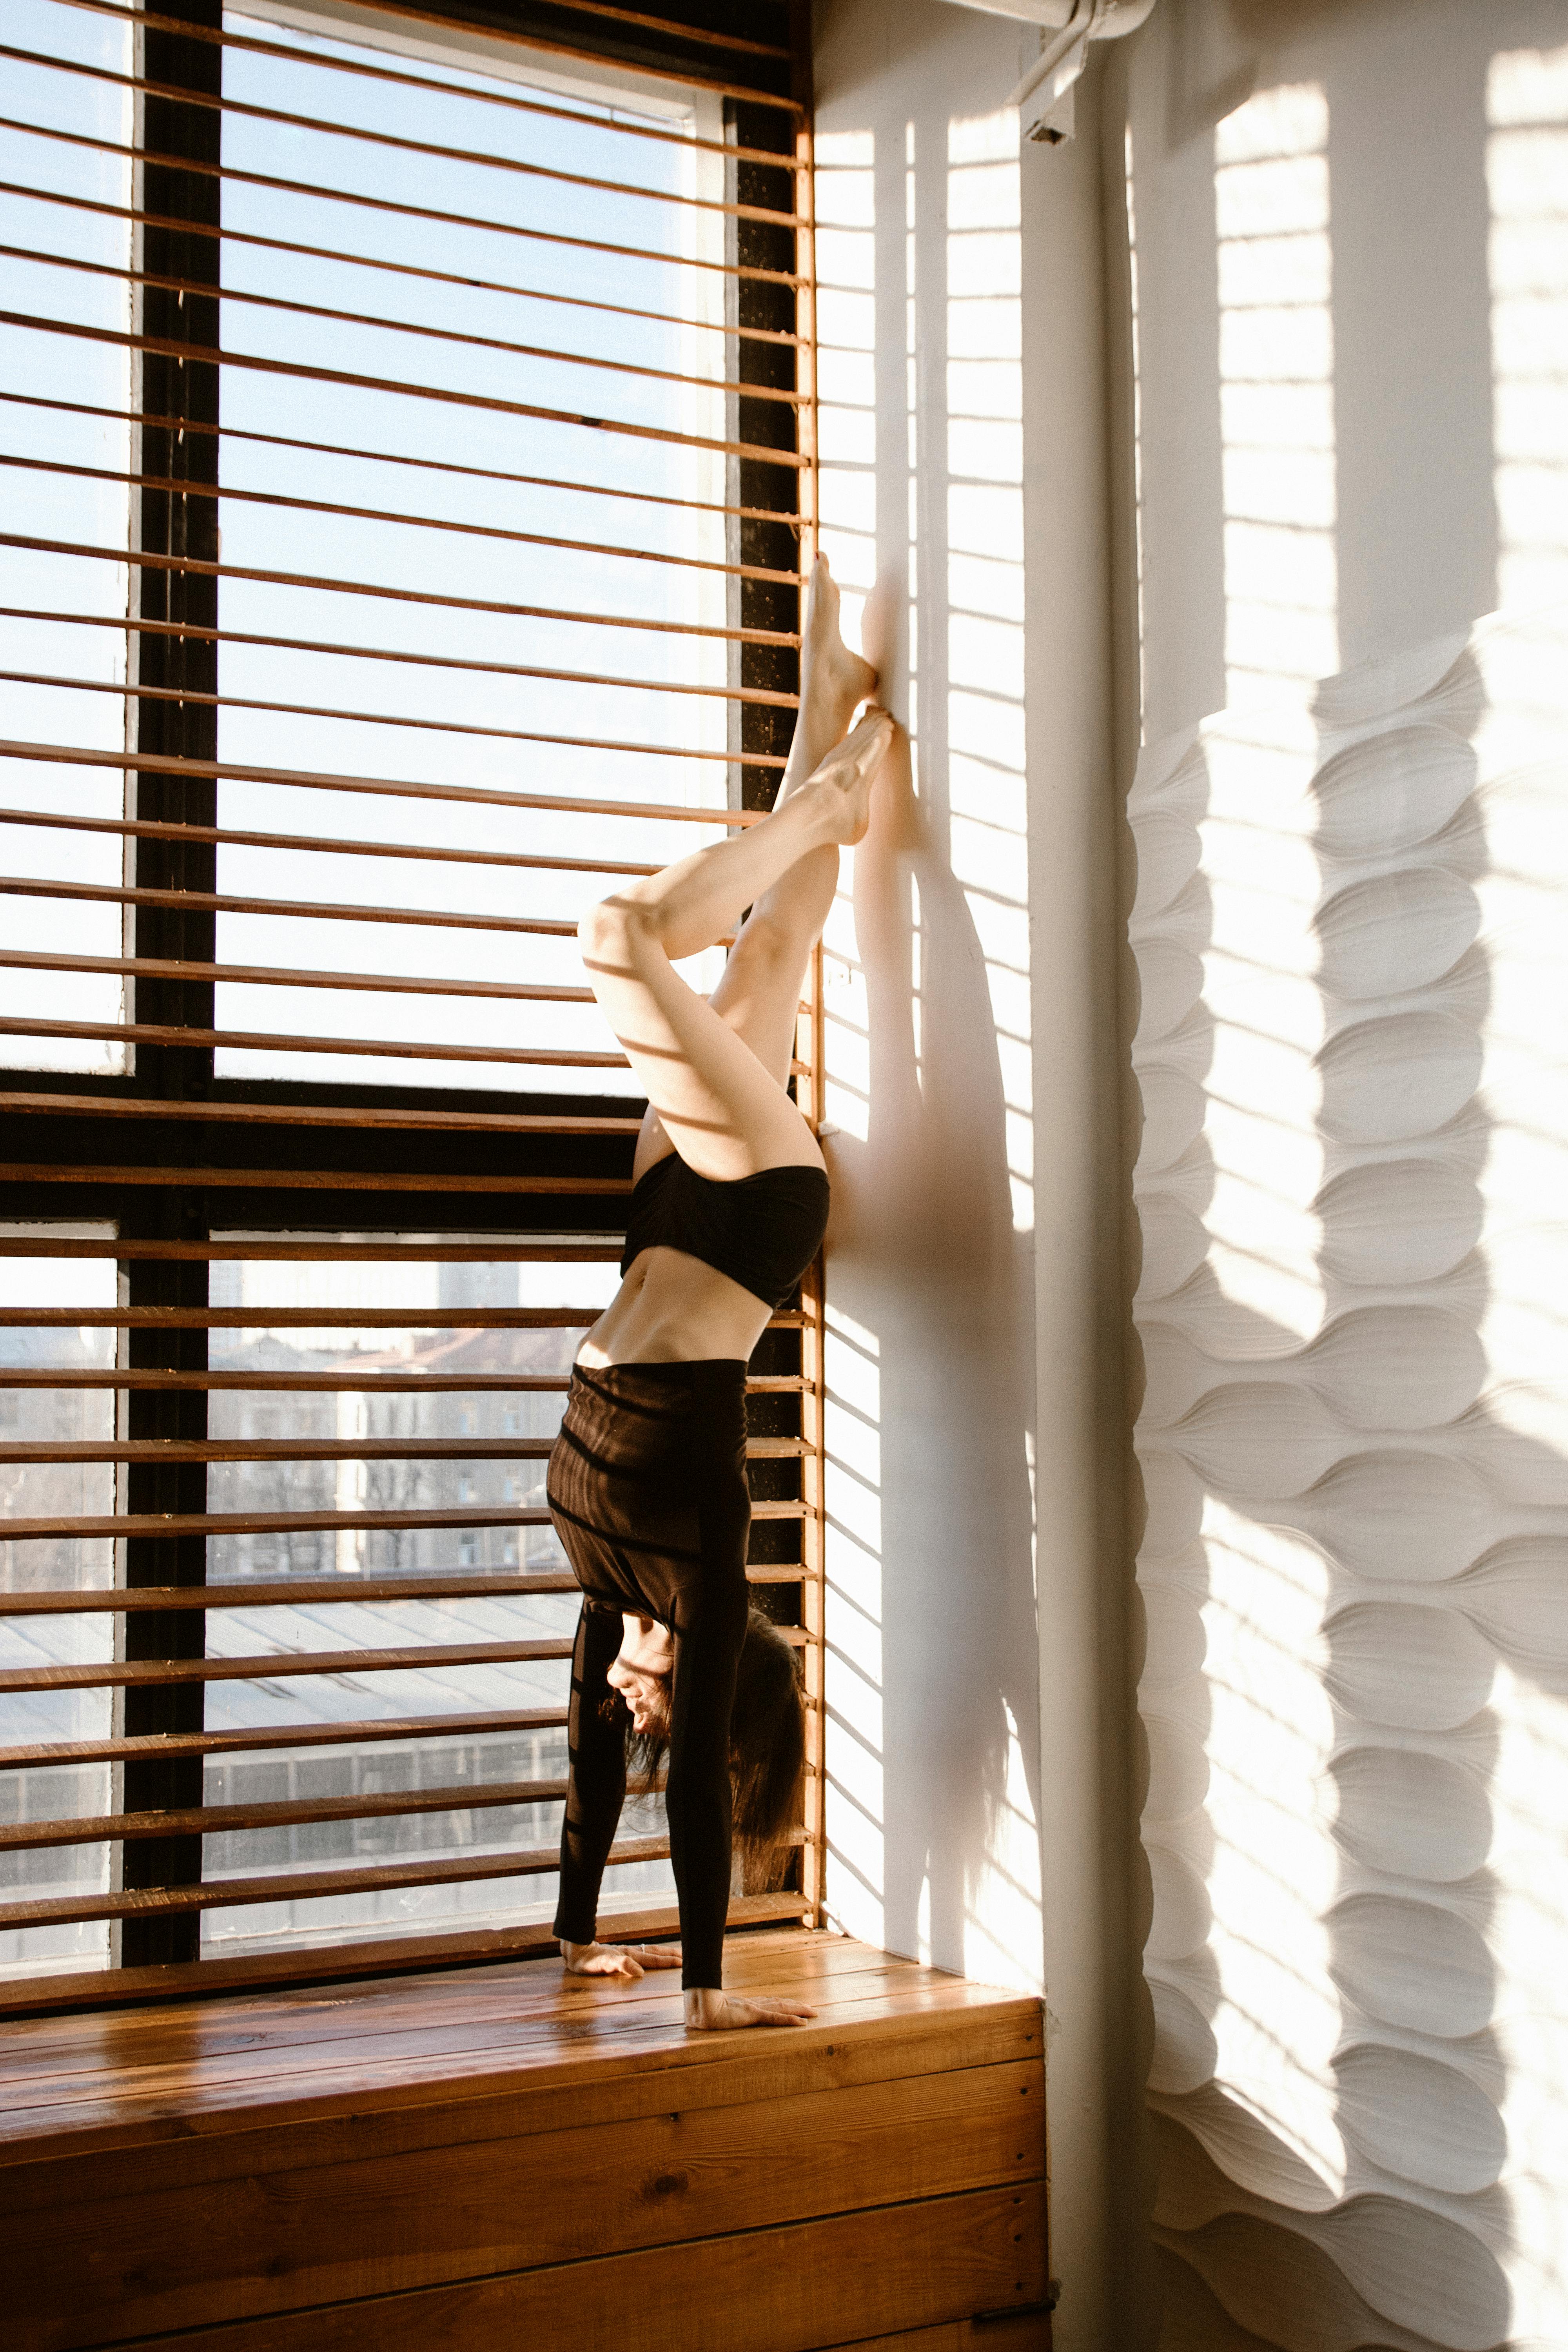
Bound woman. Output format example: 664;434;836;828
546;555;892;2031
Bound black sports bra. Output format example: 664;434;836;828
619;1152;830;1311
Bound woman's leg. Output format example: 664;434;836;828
702;557;878;1089
581;566;888;1182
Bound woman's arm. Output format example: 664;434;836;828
552;1601;628;1953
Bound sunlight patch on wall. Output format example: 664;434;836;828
1488;45;1568;613
1215;84;1337;723
822;1299;885;1950
815;127;878;1149
947;109;1031;1234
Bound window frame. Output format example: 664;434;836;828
0;0;821;2011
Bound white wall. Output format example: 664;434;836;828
811;3;1140;2343
814;4;1568;2348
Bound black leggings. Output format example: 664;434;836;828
546;1359;750;1990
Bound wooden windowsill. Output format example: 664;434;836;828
0;1892;805;2021
3;1927;1049;2352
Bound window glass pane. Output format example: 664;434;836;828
211;12;733;1092
0;1230;116;1980
200;1238;673;1958
0;0;133;1074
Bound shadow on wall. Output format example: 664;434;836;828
810;27;1046;1993
833;724;1042;1979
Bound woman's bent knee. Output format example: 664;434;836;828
579;894;653;970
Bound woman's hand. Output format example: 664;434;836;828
683;1987;817;2031
560;1938;682;1980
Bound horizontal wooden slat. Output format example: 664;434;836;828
0;880;585;941
0;1433;803;1462
0;947;597;1007
0;1181;625;1209
0;1371;802;1394
0;1576;579;1616
0;1637;573;1697
0;252;806;409
0;1835;672;1931
0;185;803;358
1;673;768;772
0;1223;625;1242
12;29;800;196
0;737;766;829
0;1563;800;1615
0;309;806;471
0;1896;802;2018
1;532;798;648
0;1777;575;1854
0;1708;571;1774
0;1507;554;1546
0;798;674;878
0;1374;572;1394
0;1501;806;1542
43;0;804;113
0;1015;627;1070
1;1612;808;1686
0;604;797;706
0;394;805;537
0;1095;644;1138
0;1307;599;1328
0;1304;809;1330
0;455;803;578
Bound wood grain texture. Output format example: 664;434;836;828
65;2186;1042;2352
2;1934;1045;2352
0;1895;795;2019
0;1936;1040;2168
12;2062;1043;2344
833;2319;1051;2351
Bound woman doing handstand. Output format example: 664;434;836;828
546;556;892;2032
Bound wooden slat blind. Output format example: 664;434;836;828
0;0;821;2005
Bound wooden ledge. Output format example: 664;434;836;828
3;1932;1049;2352
0;1893;804;2022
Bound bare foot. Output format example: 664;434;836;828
802;554;877;735
807;705;896;845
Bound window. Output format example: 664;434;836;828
0;0;822;1997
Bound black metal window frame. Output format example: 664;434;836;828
1;0;814;1995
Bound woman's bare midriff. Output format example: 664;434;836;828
575;1245;773;1368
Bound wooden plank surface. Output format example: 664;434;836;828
77;2182;1045;2352
0;1975;1021;2148
834;2318;1051;2351
12;2061;1045;2348
0;1935;913;2087
0;1896;796;2020
0;1935;1041;2183
2;2005;1041;2216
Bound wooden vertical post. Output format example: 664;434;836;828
794;118;819;578
113;0;223;1970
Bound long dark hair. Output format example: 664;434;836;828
622;1608;805;1891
